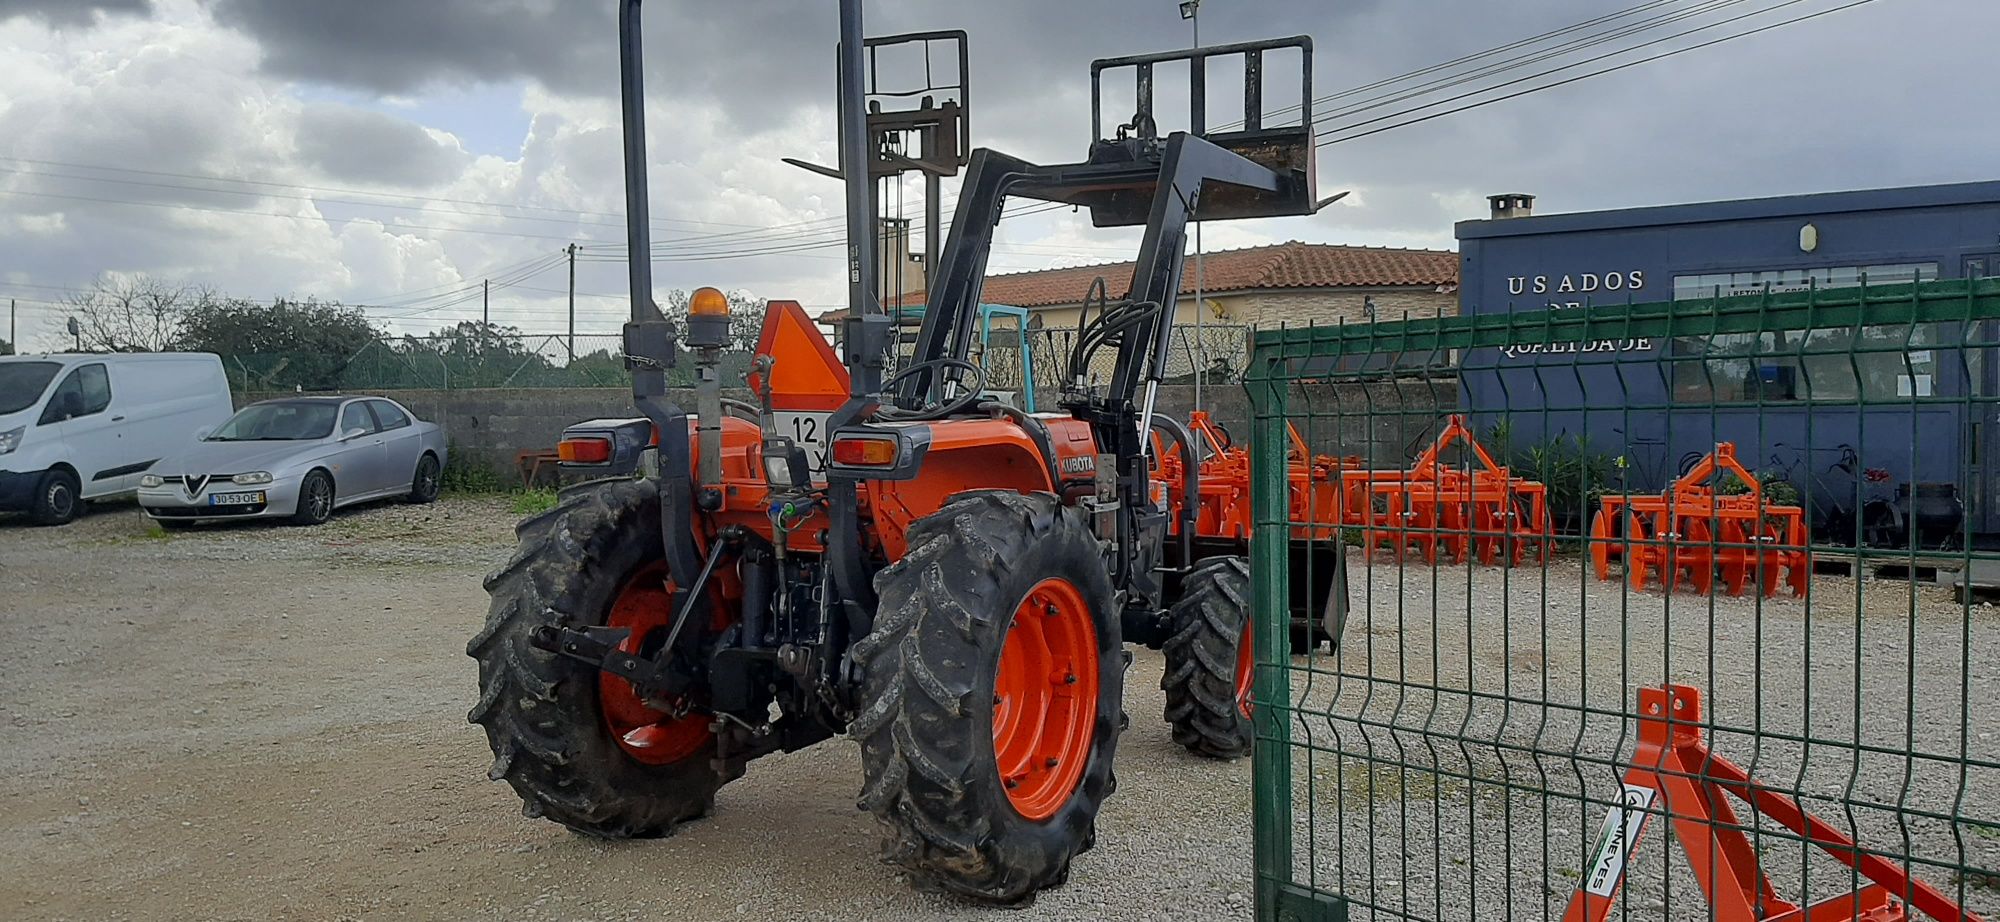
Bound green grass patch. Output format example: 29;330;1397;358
508;488;560;516
439;439;507;494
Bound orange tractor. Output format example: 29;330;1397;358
466;0;1337;905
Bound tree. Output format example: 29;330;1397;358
60;275;218;352
405;321;558;388
0;337;11;356
562;347;630;387
176;297;385;391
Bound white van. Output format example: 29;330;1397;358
0;353;235;525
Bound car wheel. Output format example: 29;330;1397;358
409;454;441;504
292;470;335;526
29;468;81;526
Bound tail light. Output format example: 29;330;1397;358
831;436;898;466
558;437;613;464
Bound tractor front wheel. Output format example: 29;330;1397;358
1162;556;1255;759
467;479;728;838
855;490;1123;905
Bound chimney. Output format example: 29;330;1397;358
1487;193;1535;220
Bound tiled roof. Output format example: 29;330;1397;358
824;241;1457;321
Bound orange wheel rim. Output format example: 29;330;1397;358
993;577;1098;821
599;562;712;765
1234;619;1255;719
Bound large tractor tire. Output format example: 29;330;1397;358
1162;556;1255;760
854;490;1123;905
467;479;729;838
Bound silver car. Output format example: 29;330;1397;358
138;396;447;526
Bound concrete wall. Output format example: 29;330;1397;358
250;379;1457;483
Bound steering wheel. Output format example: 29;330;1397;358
876;358;989;421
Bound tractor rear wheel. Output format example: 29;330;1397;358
1162;556;1255;759
855;490;1123;905
467;479;728;838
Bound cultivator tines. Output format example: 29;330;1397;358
1342;413;1551;565
1162;410;1356;542
1590;442;1810;597
1564;685;1984;922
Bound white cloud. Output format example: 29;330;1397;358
1;0;1995;351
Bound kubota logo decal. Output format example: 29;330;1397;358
1061;456;1095;475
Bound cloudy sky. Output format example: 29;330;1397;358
0;0;1991;348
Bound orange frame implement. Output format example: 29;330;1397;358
1159;410;1355;543
1590;442;1810;597
1342;414;1551;565
1564;685;1981;922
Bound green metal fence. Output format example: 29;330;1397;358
1247;278;2000;921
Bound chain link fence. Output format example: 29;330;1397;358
975;323;1252;395
217;321;1253;397
222;333;760;392
1247;278;2000;921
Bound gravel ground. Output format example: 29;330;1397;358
1281;550;2000;921
0;497;1258;922
7;499;1995;921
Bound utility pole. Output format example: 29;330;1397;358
566;243;578;361
482;278;490;327
1181;0;1205;410
6;299;13;355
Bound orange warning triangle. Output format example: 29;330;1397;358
747;300;850;412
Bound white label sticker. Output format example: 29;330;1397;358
772;411;832;480
1582;783;1656;898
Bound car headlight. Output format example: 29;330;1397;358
139;474;164;488
233;471;274;485
0;426;21;455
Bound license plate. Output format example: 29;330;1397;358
210;491;266;506
771;411;831;480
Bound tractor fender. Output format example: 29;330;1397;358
866;418;1059;559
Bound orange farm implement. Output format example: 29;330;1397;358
1157;409;1355;543
1563;685;1983;922
1590;441;1810;597
1341;413;1553;566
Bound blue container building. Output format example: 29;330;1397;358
1453;181;2000;537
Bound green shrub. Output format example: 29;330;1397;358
440;440;505;494
1483;422;1618;532
1715;470;1802;507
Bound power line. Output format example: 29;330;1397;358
1223;0;1694;130
1311;0;1765;127
0;187;621;245
1315;0;1883;146
0;154;830;235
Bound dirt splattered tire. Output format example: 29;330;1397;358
1162;556;1254;760
854;490;1123;905
467;479;727;838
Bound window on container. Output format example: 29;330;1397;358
1671;262;1936;300
1672;323;1945;403
1669;263;1939;401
